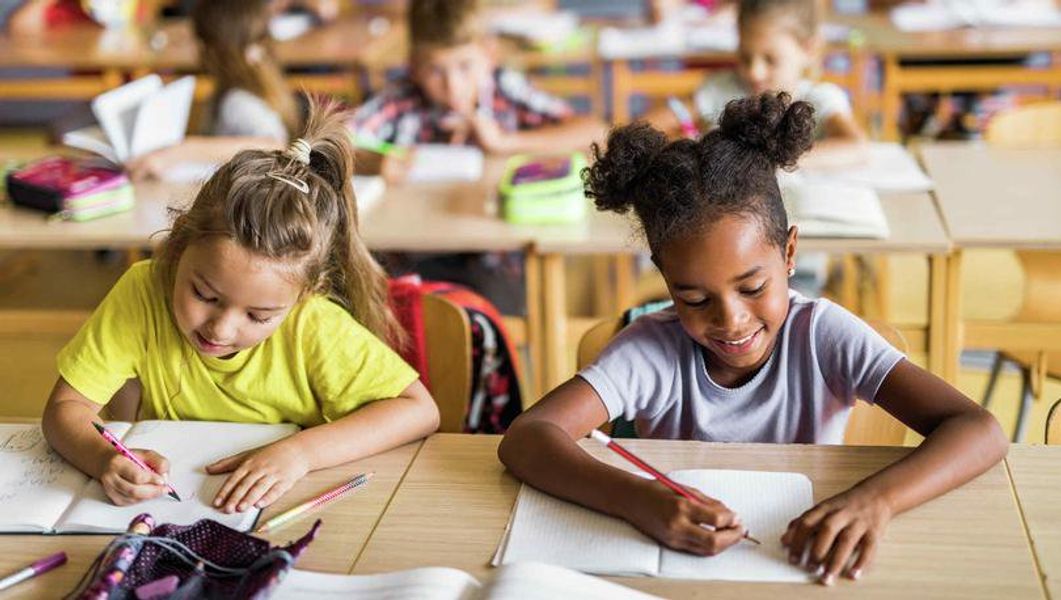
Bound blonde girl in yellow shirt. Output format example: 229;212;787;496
42;99;440;513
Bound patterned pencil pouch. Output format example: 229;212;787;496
71;513;320;600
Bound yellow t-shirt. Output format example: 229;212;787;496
57;261;419;426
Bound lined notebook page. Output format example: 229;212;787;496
497;484;659;576
275;567;478;600
659;470;814;582
0;423;129;533
485;562;662;600
58;420;297;533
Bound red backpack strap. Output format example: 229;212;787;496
387;275;430;391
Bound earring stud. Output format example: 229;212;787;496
787;267;795;277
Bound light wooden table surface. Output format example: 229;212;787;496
1007;444;1061;600
0;435;422;599
919;142;1061;384
352;433;1042;599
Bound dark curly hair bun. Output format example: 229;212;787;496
583;121;668;214
716;91;815;170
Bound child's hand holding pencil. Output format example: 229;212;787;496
589;429;755;556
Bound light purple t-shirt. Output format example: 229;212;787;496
578;292;904;445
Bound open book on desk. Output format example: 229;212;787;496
798;142;934;193
0;420;296;534
277;562;661;600
494;470;814;582
62;74;196;166
782;181;890;239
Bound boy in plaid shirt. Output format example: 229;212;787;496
352;0;604;181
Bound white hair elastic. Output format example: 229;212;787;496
266;138;312;193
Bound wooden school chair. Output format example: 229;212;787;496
1047;397;1061;445
577;314;909;446
977;101;1061;442
421;293;473;433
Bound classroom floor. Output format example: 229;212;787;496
1;131;1056;444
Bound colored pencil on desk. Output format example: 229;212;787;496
255;472;374;534
93;422;180;501
589;429;761;545
0;551;67;591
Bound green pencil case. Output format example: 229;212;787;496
499;152;588;225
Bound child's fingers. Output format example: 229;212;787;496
137;449;171;477
820;524;864;585
679;522;745;556
807;513;847;570
222;471;267;513
113;456;163;486
254;481;289;509
685;496;738;529
234;475;277;512
214;466;250;507
847;533;878;580
105;472;164;502
783;506;827;563
206;451;248;474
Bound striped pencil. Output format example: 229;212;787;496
254;472;374;534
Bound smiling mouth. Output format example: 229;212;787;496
709;327;764;355
195;332;228;351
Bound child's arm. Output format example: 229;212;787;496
125;136;285;180
797;112;870;169
206;380;439;513
782;359;1007;584
499;377;747;556
42;377;172;505
466;114;608;155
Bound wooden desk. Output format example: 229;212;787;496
0;433;422;599
0;14;403;101
353;433;1042;598
919;142;1061;383
833;14;1061;140
1007;445;1061;600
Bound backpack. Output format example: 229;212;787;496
389;276;523;434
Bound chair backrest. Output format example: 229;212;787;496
421;293;473;433
984;101;1061;147
576;315;909;446
1047;397;1061;445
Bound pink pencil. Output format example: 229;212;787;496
93;422;181;501
589;429;760;545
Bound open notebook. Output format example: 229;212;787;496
0;421;297;534
782;181;890;239
494;470;814;583
276;562;660;600
62;74;196;165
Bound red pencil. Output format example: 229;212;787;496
589;429;760;545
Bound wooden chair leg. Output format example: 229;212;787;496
981;352;1005;410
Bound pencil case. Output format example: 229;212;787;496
5;155;134;222
498;152;588;225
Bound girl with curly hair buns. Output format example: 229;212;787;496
500;93;1006;586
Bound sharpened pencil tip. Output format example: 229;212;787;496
168;490;181;502
744;532;762;545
